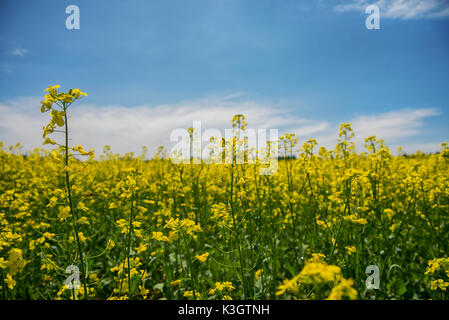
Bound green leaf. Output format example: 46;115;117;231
130;274;140;293
153;283;165;292
284;261;297;278
393;279;407;296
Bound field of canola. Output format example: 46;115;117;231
0;86;448;300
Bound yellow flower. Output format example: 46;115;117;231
78;232;87;243
255;268;263;280
43;232;55;239
136;243;147;254
312;253;326;260
345;246;357;255
6;248;27;274
195;252;209;263
209;281;235;295
109;202;118;209
5;274;16;290
430;279;449;291
276;275;300;296
138;285;149;298
106;239;115;250
316;219;326;228
43;138;57;145
384;208;395;220
58;206;71;221
71;88;88;98
77;216;89;225
72;145;94;156
326;278;357;300
0;258;8;269
44;84;61;92
152;231;169;242
343;214;367;225
170;279;181;286
294;255;340;284
183;290;194;298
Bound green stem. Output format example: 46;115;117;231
127;190;135;297
182;234;196;299
63;104;88;299
230;158;247;299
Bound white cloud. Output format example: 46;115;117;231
311;108;441;153
0;96;442;156
12;48;28;56
335;0;449;19
293;122;331;137
351;108;439;142
0;96;326;156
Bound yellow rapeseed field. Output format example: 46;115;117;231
0;86;448;300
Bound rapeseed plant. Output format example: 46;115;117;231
0;85;448;300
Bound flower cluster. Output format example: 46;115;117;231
276;254;357;300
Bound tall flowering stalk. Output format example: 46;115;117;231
40;85;91;299
163;217;202;299
229;114;249;298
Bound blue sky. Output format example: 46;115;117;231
0;0;448;155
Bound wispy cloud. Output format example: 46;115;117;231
351;108;439;141
0;96;326;156
11;48;28;56
335;0;449;19
313;108;441;154
0;96;442;156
